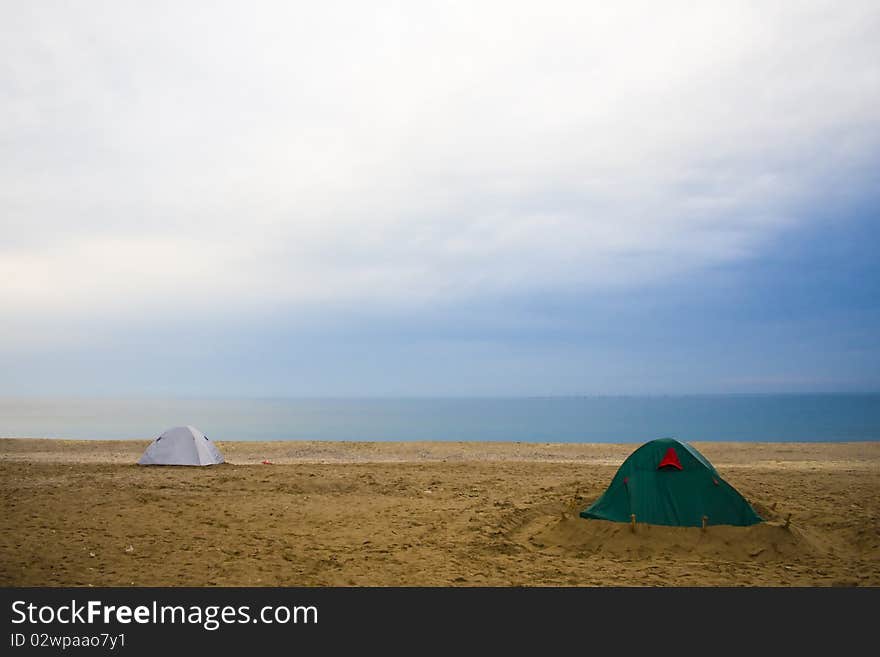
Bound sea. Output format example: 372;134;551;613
0;395;878;442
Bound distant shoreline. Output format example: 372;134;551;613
2;437;878;466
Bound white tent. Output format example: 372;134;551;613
138;426;224;466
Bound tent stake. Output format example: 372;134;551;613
701;515;708;531
630;514;636;532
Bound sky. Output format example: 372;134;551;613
2;1;879;396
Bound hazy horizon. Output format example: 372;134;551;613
3;395;878;441
3;391;880;400
3;2;879;397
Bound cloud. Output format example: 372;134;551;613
2;0;879;334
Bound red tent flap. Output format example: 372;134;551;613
657;447;683;470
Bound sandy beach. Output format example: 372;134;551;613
1;439;878;586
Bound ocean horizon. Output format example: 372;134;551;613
1;394;878;443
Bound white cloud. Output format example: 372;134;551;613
1;0;879;330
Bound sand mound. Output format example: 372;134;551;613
503;500;821;564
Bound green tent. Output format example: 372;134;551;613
580;438;762;527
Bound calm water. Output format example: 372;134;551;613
0;395;878;442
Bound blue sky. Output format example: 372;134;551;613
2;1;879;396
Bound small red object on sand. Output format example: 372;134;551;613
261;460;273;465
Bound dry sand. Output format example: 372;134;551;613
1;439;878;586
